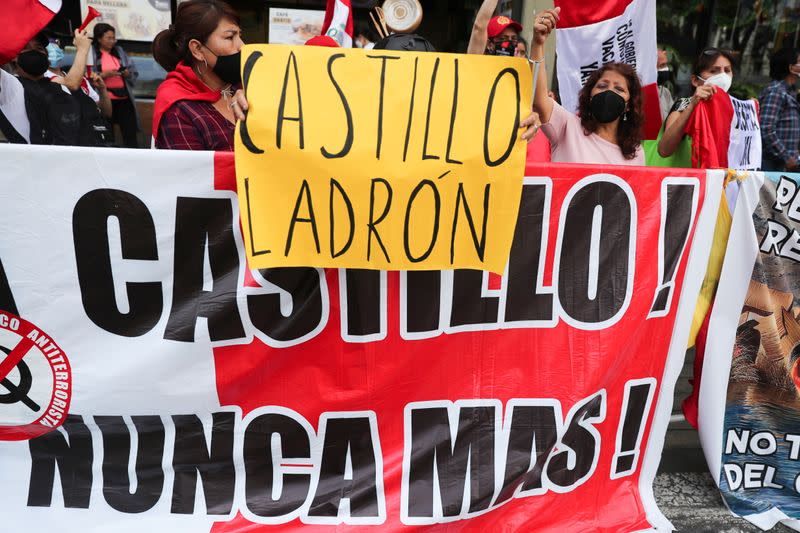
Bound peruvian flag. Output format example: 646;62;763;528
0;0;61;64
321;0;354;48
684;89;761;170
553;0;661;139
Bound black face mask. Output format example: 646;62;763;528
16;50;49;77
657;70;671;86
210;49;241;85
490;39;516;57
589;90;627;123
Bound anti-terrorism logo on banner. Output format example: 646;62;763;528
0;312;71;441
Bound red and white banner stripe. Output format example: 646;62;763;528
554;0;661;139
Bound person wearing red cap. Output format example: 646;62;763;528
467;0;522;57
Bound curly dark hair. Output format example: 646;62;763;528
577;62;643;160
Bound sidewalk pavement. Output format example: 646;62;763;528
653;348;794;532
654;471;794;532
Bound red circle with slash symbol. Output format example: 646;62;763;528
0;312;71;441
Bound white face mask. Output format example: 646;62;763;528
699;72;732;92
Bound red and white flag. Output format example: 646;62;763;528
553;0;661;139
684;90;761;170
321;0;354;48
0;0;61;64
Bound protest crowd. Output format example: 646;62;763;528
2;0;796;171
5;1;800;532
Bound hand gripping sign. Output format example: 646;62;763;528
235;45;532;273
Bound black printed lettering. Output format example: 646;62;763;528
504;183;554;323
0;254;18;315
27;415;93;508
445;58;463;165
483;68;520;167
494;404;558;504
285;180;321;257
558;181;633;324
403;271;441;335
421;58;441;161
247;268;325;343
403;58;419;162
403;180;440;263
240;51;264;154
164;197;245;343
450;183;490;263
367;178;393;262
329;178;355;258
95;416;165;513
546;393;604;488
171;413;236;515
367;55;401;159
650;183;696;315
321;54;354;159
244;413;312;518
276;52;305;150
308;417;381;518
73;189;162;337
449;270;499;328
342;270;382;337
407;406;496;517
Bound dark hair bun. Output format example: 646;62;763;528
151;0;240;72
153;27;180;71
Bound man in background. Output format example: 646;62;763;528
657;48;675;121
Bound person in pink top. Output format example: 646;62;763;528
91;23;140;148
530;7;646;165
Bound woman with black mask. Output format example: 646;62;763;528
152;0;248;151
530;7;645;165
91;23;141;148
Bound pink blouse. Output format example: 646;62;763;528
541;102;645;166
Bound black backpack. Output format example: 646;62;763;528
19;77;81;145
72;88;114;147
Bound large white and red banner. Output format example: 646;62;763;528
0;145;722;532
553;0;660;139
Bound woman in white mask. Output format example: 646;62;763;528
658;47;735;158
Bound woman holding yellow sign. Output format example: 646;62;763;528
531;7;646;165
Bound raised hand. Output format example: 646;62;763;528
533;7;560;46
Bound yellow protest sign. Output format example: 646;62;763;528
235;44;531;272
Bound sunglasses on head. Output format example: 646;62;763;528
702;47;733;56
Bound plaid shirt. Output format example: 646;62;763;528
759;80;800;161
155;99;234;151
